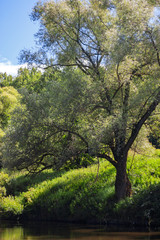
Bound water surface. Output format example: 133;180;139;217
0;221;160;240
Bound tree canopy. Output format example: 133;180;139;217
2;68;90;172
0;86;20;137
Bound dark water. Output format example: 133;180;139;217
0;221;160;240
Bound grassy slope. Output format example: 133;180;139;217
0;149;160;226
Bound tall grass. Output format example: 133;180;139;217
0;161;115;222
0;150;160;225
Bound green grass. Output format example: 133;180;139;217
127;150;160;192
0;149;160;225
0;161;115;222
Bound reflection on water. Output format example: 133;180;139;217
0;227;23;240
0;221;160;240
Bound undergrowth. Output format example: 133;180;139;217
0;149;160;225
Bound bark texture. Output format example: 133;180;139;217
115;158;132;201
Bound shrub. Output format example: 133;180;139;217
0;171;9;198
114;183;160;226
0;196;23;219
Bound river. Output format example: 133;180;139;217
0;221;160;240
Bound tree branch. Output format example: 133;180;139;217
96;153;117;168
125;89;160;154
52;123;89;152
147;30;160;67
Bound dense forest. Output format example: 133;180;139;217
1;0;160;226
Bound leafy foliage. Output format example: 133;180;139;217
115;183;160;227
0;73;13;87
147;113;160;148
0;87;20;128
0;87;20;167
1;68;92;172
12;67;42;92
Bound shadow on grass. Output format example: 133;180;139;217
115;182;160;227
5;170;65;196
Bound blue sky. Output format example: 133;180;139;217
0;0;39;75
0;1;159;76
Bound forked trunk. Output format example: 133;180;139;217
115;157;132;201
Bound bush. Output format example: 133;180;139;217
0;171;9;186
114;183;160;227
0;196;23;219
0;171;9;198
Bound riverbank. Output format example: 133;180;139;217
0;150;160;227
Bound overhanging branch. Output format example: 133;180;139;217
125;89;160;154
96;153;117;168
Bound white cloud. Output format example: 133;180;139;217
0;56;44;76
0;61;27;76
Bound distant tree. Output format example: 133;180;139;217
0;73;13;87
11;0;160;200
0;68;43;92
0;86;20;166
12;67;43;92
0;87;20;130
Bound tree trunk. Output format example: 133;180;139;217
115;157;132;201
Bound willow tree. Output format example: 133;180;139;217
20;0;160;200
